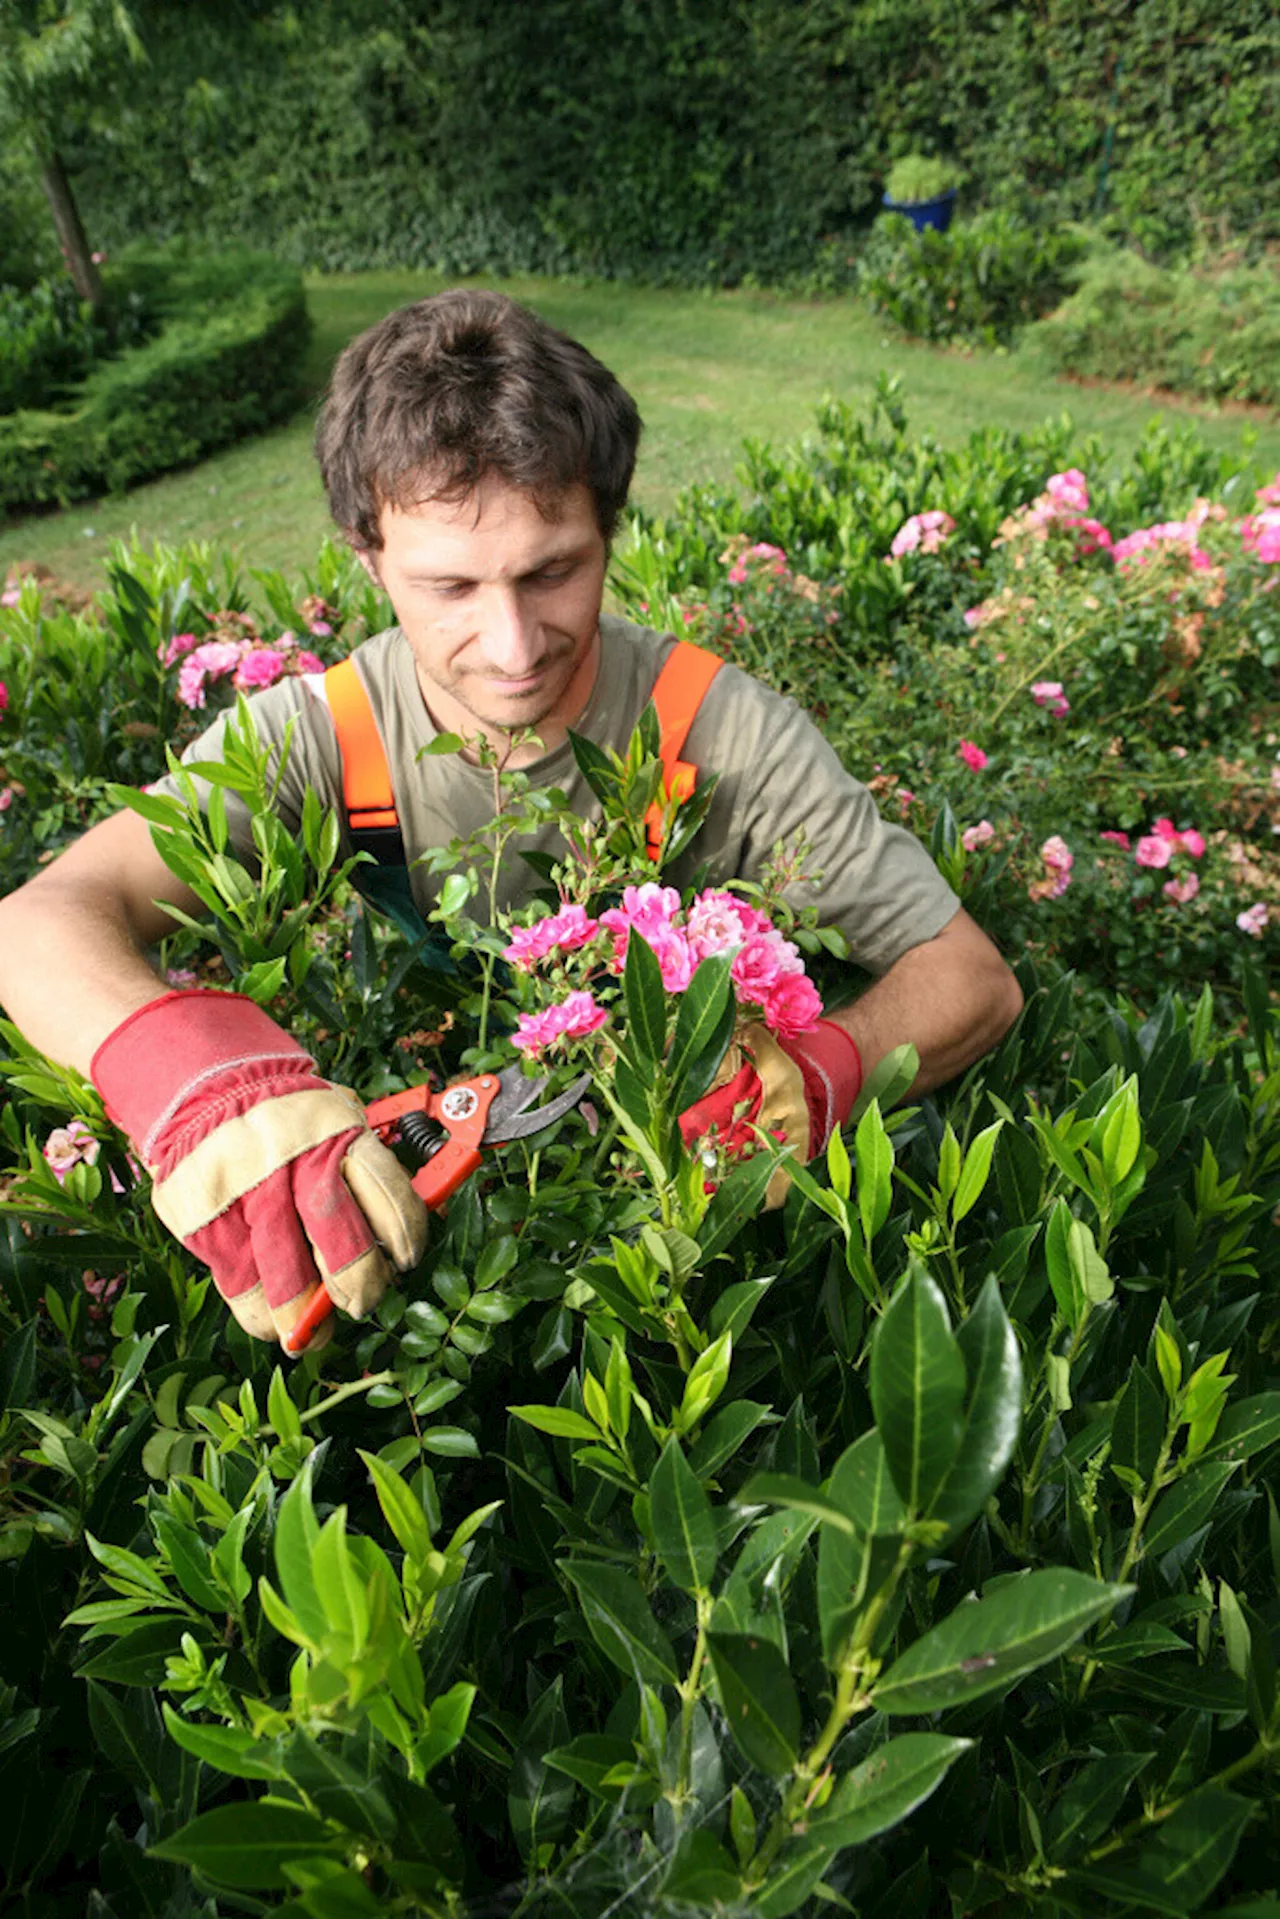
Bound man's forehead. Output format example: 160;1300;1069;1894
376;474;597;561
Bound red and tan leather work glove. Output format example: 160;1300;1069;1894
679;1017;863;1209
91;991;428;1350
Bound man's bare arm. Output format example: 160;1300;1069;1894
0;808;206;1076
829;906;1023;1096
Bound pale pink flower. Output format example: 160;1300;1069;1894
1112;523;1213;572
897;789;917;817
1163;874;1200;904
962;819;995;851
43;1119;101;1183
731;928;805;1004
1030;680;1071;717
1134;835;1174;869
1042;836;1073;875
963;604;993;630
1241;508;1280;564
165;967;200;988
512;990;608;1057
685;889;770;960
0;786;13;814
957;740;988;772
1150;818;1205;859
309;619;334;636
503;903;600;969
190;640;244;678
762;971;823;1039
646;925;697;993
1236;903;1269;937
1099;830;1131;849
176;661;208;710
234;647;286;690
1256;475;1280;508
889;510;955;560
0;588;19;609
295;651;325;673
1046;469;1090;513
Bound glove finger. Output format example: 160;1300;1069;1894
320;1241;392;1322
341;1131;429;1273
678;1060;759;1148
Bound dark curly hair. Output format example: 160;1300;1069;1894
314;288;642;550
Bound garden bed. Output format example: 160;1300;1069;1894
0;392;1277;1916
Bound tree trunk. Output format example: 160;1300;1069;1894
35;145;104;306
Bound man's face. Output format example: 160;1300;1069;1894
365;476;608;753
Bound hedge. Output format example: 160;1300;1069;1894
0;249;310;514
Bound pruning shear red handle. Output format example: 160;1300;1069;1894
283;1064;589;1356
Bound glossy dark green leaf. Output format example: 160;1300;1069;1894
1144;1461;1238;1558
567;729;618;804
78;1619;189;1688
1111;1359;1165;1489
809;1733;973;1849
1046;1752;1153;1859
689;1401;773;1480
283;1731;397;1845
148;1801;343;1889
926;1273;1021;1540
869;1266;966;1515
509;1678;574;1862
667;953;734;1109
698;1153;782;1263
623;928;668;1068
871;1569;1127;1714
87;1683;169;1795
751;1838;834;1917
561;1560;679;1685
543;1735;652;1803
827;1430;908;1537
707;1630;802;1776
708;1276;774;1344
650;1438;718;1592
740;1473;859;1537
1204;1393;1280;1463
1069;1785;1253;1915
162;1706;285;1782
274;1458;327;1646
662;1829;741;1905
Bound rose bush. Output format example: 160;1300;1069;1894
0;390;1278;1917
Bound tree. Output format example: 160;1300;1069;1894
0;0;144;304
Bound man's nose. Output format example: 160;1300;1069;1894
481;586;542;675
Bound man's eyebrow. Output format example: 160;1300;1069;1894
403;543;595;587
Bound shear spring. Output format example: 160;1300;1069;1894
400;1110;445;1161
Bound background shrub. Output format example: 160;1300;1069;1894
858;210;1088;345
0;269;155;416
0;248;309;513
1035;250;1280;409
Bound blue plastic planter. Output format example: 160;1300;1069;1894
882;188;957;234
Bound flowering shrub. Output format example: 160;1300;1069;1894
1;393;1279;1916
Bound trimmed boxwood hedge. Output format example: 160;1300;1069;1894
0;249;310;514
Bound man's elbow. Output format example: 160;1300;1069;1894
989;960;1024;1046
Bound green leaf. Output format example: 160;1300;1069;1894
925;1274;1021;1541
708;1276;774;1344
855;1099;894;1244
623;929;667;1068
273;1459;327;1646
707;1631;801;1776
698;1152;782;1262
161;1706;285;1782
662;1830;741;1905
952;1119;1005;1222
810;1734;973;1848
1144;1460;1238;1558
1111;1360;1166;1490
1069;1785;1253;1915
869;1266;966;1515
358;1449;433;1560
825;1430;908;1537
543;1735;646;1801
668;953;735;1109
561;1560;679;1685
153;1515;226;1614
267;1367;303;1446
1045;1198;1083;1328
650;1438;719;1593
1204;1393;1280;1462
751;1840;834;1918
1045;1753;1153;1860
508;1405;601;1441
148;1801;343;1889
740;1473;858;1538
871;1569;1128;1714
678;1327;733;1431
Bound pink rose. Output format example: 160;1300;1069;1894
43;1119;101;1183
1134;835;1174;869
1178;829;1206;860
1236;903;1269;937
962;819;995;851
0;680;7;714
1099;830;1131;850
161;631;200;667
1256;476;1280;508
0;787;12;814
644;925;697;994
685;889;770;960
234;647;287;690
1163;874;1200;905
762;971;823;1039
511;990;608;1057
1041;836;1073;875
889;510;956;560
504;903;600;969
957;740;988;772
0;588;19;610
176;661;208;710
1046;469;1090;514
295;651;326;673
731;928;805;1005
1030;680;1071;718
600;883;682;968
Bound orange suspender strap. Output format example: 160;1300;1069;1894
644;640;724;861
323;656;401;838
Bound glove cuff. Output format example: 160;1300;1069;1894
91;990;314;1164
779;1017;863;1154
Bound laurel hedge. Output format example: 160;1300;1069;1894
0;249;309;515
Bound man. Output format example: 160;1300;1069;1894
0;290;1022;1350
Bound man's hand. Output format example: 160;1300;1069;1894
679;1018;863;1205
92;991;428;1349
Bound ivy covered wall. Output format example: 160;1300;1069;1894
23;0;1280;284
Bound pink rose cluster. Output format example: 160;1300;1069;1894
957;739;988;772
1241;496;1280;566
726;542;789;587
43;1119;101;1183
995;470;1113;559
1108;817;1205;905
1027;835;1073;902
1111;500;1220;575
887;510;956;561
1030;679;1070;718
962;819;994;852
502;881;825;1058
1236;903;1269;938
166;629;325;710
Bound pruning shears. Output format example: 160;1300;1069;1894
283;1063;590;1356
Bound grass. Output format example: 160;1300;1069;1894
3;268;1278;593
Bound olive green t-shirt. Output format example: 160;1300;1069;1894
153;616;958;975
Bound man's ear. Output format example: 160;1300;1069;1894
353;544;382;587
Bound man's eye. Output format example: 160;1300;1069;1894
534;564;574;585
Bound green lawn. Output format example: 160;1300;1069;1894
4;269;1278;592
